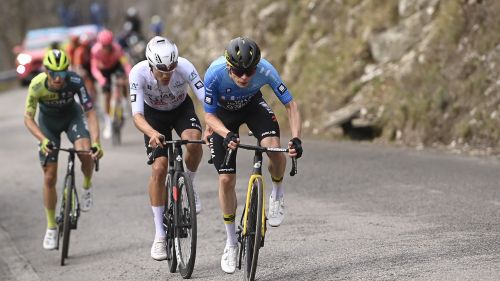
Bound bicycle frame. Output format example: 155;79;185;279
242;152;266;238
43;147;98;266
149;139;204;278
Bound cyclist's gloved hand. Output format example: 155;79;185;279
91;142;104;160
288;137;303;159
40;138;55;155
223;131;239;150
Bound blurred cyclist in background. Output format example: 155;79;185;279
66;34;80;66
91;29;131;139
124;7;142;34
73;33;97;102
149;15;164;37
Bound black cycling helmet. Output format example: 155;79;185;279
225;37;261;70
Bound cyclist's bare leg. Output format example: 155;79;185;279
219;174;237;215
149;156;168;206
260;136;286;179
103;91;111;115
74;138;93;179
181;129;203;172
42;163;58;211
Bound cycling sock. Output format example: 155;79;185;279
152;206;166;240
185;169;197;182
271;176;284;199
83;176;92;189
45;208;57;229
223;214;237;246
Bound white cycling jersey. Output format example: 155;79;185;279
129;57;205;115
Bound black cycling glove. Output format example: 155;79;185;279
223;132;239;149
290;137;303;159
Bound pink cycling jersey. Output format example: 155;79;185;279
90;42;131;86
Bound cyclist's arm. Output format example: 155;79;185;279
85;109;100;144
23;84;45;142
129;65;162;142
182;58;205;103
90;46;106;86
285;100;302;139
204;112;230;138
132;113;159;138
117;44;132;75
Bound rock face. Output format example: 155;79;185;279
161;0;499;154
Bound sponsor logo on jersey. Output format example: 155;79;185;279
131;83;139;90
195;81;204;89
277;83;287;95
205;96;213;105
130;94;136;102
189;71;198;81
173;80;185;88
70;76;81;83
226;88;232;93
190;117;197;122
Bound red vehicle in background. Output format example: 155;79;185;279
13;25;99;86
13;27;68;86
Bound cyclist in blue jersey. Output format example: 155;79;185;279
203;37;303;274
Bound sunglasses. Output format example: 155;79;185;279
156;61;178;73
47;70;68;79
230;67;256;78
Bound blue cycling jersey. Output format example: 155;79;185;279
203;56;293;113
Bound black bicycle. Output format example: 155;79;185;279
43;146;99;266
222;142;297;281
148;138;204;279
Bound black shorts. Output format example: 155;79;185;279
38;104;90;164
143;96;202;158
209;91;280;174
100;62;125;93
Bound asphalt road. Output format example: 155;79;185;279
1;87;499;281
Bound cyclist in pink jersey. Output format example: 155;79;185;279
91;29;132;138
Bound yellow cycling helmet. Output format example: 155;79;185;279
43;49;70;71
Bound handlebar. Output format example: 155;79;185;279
222;143;298;176
147;138;205;165
42;146;99;171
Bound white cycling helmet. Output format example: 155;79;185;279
145;36;179;72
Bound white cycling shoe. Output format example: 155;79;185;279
268;195;285;227
221;244;238;274
151;238;167;261
43;228;58;250
80;187;93;212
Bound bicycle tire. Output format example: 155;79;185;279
243;177;263;281
164;173;178;273
174;172;197;279
60;174;73;266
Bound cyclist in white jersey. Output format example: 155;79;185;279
129;36;205;261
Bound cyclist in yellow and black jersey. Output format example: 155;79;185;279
24;49;104;250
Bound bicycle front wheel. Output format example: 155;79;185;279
60;175;73;266
164;173;177;273
243;177;263;281
173;172;197;279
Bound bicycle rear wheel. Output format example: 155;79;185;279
173;172;197;279
60;175;73;266
243;177;263;281
164;173;178;273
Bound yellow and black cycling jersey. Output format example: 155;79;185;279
25;72;94;118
